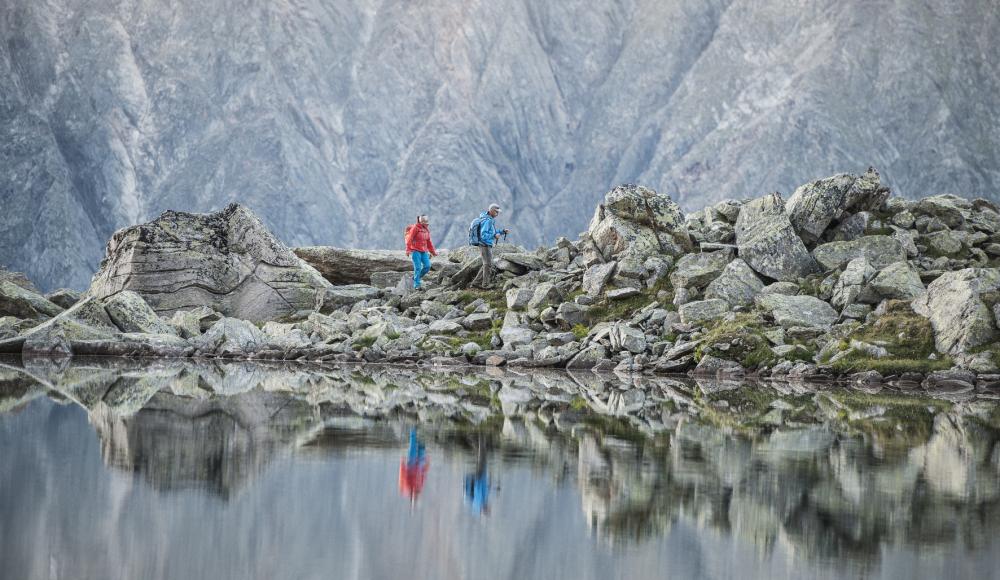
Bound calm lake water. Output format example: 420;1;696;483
2;357;1000;580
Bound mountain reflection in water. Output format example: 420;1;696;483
1;356;1000;580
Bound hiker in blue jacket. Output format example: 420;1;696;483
469;203;508;289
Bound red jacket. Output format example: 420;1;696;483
405;223;437;255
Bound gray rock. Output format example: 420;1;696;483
0;281;64;320
760;282;801;296
499;312;536;348
103;291;176;335
428;320;463;334
582;262;617;297
911;268;1000;355
320;285;381;312
370;271;408;289
669;251;731;289
922;230;964;255
527;283;562;310
785;168;888;244
588;185;687;259
831;257;876;309
506;287;534;310
755;294;838;329
704;258;764;307
913;196;967;229
735;193;817;281
812;235;906;271
461;312;494;331
88;204;331;322
606;287;641;300
609;323;647;354
555;302;586;328
566;345;609;370
828;211;871;242
678;299;730;325
694;355;744;377
865;261;925;301
195;317;268;356
44;289;82;310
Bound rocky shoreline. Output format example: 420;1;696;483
3;167;1000;392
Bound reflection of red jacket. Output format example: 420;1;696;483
405;223;437;256
399;459;429;499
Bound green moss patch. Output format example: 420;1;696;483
829;300;951;374
694;312;776;368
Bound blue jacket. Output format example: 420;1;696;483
478;211;499;247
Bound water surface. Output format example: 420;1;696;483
2;358;999;580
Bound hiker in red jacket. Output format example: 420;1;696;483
405;215;437;290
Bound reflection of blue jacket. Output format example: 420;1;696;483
478;211;498;247
465;470;490;513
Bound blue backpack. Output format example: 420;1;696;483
468;216;487;246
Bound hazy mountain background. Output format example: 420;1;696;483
2;0;998;291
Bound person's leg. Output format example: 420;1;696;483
418;252;432;284
412;252;424;288
480;245;493;287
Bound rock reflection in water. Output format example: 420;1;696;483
2;356;1000;578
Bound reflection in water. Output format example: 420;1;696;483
2;356;1000;579
464;436;490;516
400;428;429;503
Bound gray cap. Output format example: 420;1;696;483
489;203;501;212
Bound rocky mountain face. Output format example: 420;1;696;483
2;0;999;291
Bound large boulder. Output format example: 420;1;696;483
812;236;906;272
754;294;838;329
587;184;688;259
0;268;41;294
911;268;1000;355
294;247;415;285
704;259;764;307
0;281;64;320
784;168;889;244
87;204;331;322
734;193;817;282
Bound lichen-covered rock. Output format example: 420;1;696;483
320;285;381;313
911;268;1000;355
88;204;331;322
103;291;177;335
609;323;647;354
45;289;82;310
194;317;269;356
582;262;617;297
678;299;730;325
865;261;924;301
669;251;731;290
785;168;889;244
831;258;876;309
0;281;64;320
588;184;688;259
755;294;838;329
169;307;223;338
735;193;817;281
694;355;745;378
499;311;536;348
812;236;906;271
704;259;764;307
